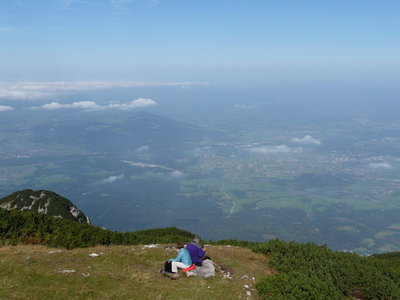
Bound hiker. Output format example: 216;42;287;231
186;237;207;266
163;242;192;279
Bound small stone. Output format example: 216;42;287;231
142;244;158;249
48;250;62;254
60;269;75;274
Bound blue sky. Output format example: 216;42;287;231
1;0;399;83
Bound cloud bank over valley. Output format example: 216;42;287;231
98;174;125;184
292;135;321;145
249;145;303;155
368;162;393;169
38;98;157;111
0;105;14;112
0;81;207;101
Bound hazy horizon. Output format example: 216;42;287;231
1;0;400;83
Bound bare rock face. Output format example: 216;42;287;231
0;189;90;223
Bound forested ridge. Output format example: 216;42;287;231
0;208;194;249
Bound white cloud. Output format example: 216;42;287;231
71;101;101;109
41;101;101;110
99;174;124;184
0;105;14;112
136;145;149;152
39;98;156;111
368;162;392;169
234;104;256;109
107;98;157;110
249;145;303;154
169;170;184;178
41;102;64;110
0;87;50;100
292;135;321;145
0;81;208;101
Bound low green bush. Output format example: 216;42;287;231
256;272;342;300
250;239;400;300
371;251;400;273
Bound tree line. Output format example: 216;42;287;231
0;208;194;249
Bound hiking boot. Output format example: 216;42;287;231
161;271;176;279
169;272;179;280
163;272;179;279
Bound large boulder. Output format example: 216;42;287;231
186;259;215;278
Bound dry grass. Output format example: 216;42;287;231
0;244;272;300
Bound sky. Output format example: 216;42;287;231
0;0;400;84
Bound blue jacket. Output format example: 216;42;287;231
170;248;192;266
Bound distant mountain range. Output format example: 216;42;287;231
0;189;90;223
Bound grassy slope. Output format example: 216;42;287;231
0;245;271;300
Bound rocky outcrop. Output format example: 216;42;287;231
0;189;90;223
